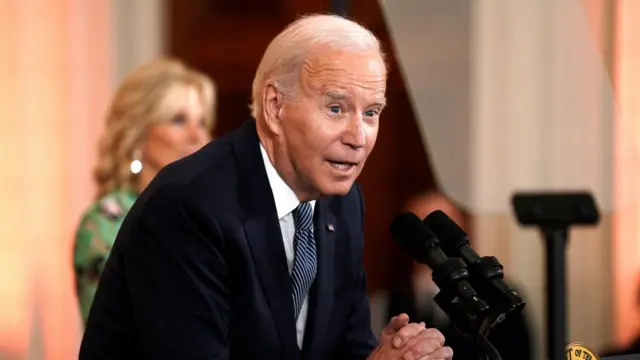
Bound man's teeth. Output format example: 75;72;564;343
330;161;353;170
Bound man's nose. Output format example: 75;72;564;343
342;116;366;149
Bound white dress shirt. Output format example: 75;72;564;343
259;143;316;349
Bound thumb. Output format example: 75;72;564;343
382;313;410;336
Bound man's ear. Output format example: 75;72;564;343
262;83;284;135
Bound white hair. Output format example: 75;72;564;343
250;14;385;119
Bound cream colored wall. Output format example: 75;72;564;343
110;0;167;85
471;0;615;355
379;0;623;357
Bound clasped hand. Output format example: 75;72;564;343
367;314;453;360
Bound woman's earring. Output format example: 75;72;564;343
130;149;143;174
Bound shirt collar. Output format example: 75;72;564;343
260;142;315;220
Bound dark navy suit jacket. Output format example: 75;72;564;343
79;120;378;360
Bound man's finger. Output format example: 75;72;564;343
382;313;410;335
401;327;448;359
416;345;453;360
392;322;425;348
421;328;445;347
400;327;446;355
402;336;442;360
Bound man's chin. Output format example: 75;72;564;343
319;180;357;197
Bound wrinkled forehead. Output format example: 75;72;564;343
300;50;387;98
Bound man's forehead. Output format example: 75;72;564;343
299;51;386;101
302;50;386;77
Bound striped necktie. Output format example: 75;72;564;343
290;202;317;319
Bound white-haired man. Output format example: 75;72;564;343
79;14;453;360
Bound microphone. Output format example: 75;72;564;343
390;212;489;326
423;210;525;326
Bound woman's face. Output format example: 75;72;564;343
142;85;211;172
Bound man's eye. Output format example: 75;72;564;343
364;109;378;117
329;106;341;114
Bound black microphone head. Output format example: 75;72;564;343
423;210;470;250
392;213;491;327
390;212;441;263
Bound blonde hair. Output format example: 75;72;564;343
94;57;217;199
250;14;385;119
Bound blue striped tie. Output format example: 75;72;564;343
290;202;317;320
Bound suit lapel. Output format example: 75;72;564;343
233;121;299;360
301;198;336;360
244;216;299;359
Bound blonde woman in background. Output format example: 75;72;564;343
73;57;217;324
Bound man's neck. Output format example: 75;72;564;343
257;136;319;203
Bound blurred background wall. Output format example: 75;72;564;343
0;1;165;358
380;1;618;357
0;0;639;359
380;0;640;355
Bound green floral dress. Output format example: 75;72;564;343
73;189;137;324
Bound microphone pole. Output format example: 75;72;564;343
511;192;599;360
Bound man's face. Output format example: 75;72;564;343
267;49;387;200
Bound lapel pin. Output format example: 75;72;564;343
326;224;335;232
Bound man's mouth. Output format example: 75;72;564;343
327;160;358;172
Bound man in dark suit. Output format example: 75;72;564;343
79;14;453;360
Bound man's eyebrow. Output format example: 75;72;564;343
373;98;387;107
324;91;346;100
323;91;387;107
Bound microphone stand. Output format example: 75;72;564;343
511;192;599;360
542;226;568;360
433;284;504;360
478;335;502;360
